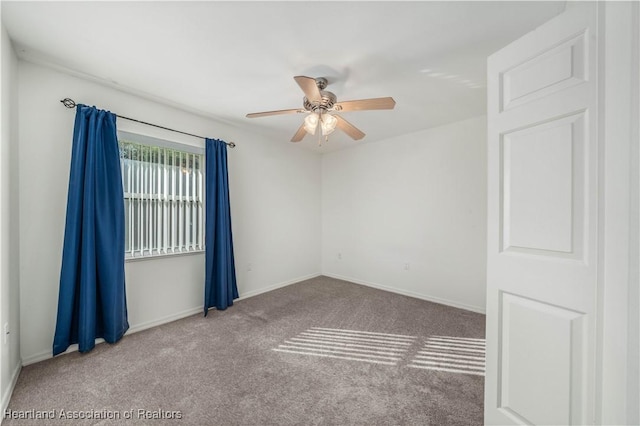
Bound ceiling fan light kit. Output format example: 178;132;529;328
320;114;337;136
304;112;338;137
303;113;319;135
246;76;395;144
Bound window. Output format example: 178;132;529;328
118;131;205;259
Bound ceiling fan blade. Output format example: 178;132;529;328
246;108;303;118
291;124;307;142
334;97;396;112
334;115;365;140
294;76;322;102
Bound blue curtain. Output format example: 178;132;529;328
204;138;238;315
53;104;128;356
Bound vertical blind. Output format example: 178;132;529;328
119;139;204;258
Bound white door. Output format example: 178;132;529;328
485;2;598;425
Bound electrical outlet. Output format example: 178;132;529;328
3;323;9;345
247;263;252;272
404;262;410;271
337;253;342;260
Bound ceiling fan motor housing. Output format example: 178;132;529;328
302;77;335;112
303;90;337;113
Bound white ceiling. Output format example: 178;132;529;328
2;1;564;153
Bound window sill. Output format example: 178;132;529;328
125;249;205;263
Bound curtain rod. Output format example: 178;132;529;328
60;98;236;148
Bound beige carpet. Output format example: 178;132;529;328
4;276;485;425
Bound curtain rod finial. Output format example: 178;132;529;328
60;98;76;109
228;142;236;148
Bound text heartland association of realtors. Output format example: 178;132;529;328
4;408;183;420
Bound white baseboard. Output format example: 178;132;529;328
127;306;202;335
1;362;21;422
322;272;486;314
237;272;321;301
21;305;204;366
22;342;103;367
21;272;322;366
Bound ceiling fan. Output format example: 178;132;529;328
246;76;396;143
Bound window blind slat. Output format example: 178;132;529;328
137;146;142;256
198;157;203;250
156;148;162;254
178;151;183;252
128;144;133;254
171;150;177;253
145;145;151;255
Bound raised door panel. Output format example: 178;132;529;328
499;293;585;425
501;33;587;111
501;113;585;259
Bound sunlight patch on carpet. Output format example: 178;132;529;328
272;327;417;365
407;336;486;376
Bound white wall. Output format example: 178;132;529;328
1;19;21;415
321;116;487;313
18;61;321;364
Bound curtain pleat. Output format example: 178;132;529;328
204;138;238;314
53;104;128;356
